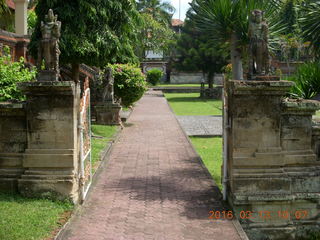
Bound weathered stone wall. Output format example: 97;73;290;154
0;82;81;203
17;82;80;203
227;80;320;240
0;103;26;192
170;72;224;84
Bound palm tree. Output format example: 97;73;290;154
190;0;282;80
136;0;175;26
299;1;320;57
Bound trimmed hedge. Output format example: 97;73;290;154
147;68;163;86
110;64;147;107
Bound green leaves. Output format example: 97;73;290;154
299;2;320;57
289;61;320;99
189;0;283;49
146;68;163;86
137;13;174;58
29;0;140;67
109;64;147;107
0;47;36;101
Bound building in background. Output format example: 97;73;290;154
141;18;184;82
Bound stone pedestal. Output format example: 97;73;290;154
95;103;122;125
18;81;80;203
37;70;59;81
227;80;320;240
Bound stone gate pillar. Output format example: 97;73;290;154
227;80;320;240
18;82;80;203
13;0;28;35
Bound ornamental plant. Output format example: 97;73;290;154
146;68;163;86
289;61;320;99
0;46;36;101
110;64;147;107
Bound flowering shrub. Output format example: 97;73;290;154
110;64;147;107
0;46;36;101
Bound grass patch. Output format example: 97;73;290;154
190;137;222;190
0;193;73;240
165;93;222;115
91;125;118;171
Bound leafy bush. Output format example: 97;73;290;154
289;62;320;99
146;68;163;86
110;64;147;107
0;46;36;101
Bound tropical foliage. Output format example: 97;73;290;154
146;68;163;86
0;47;36;101
0;0;8;14
136;13;174;59
175;10;228;88
136;0;175;25
29;0;140;81
189;0;283;80
299;1;320;57
110;64;147;107
289;61;320;99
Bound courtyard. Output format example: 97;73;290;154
1;0;320;240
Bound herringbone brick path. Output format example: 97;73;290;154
62;91;241;240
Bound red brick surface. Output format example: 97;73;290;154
62;91;241;240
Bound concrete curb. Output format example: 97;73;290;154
159;89;249;240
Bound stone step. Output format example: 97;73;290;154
25;169;74;175
20;174;74;180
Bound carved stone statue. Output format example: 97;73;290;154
248;9;270;79
102;67;115;103
95;67;122;125
37;9;61;81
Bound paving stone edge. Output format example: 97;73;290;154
54;126;123;240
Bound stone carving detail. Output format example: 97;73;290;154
248;9;270;79
37;9;61;81
102;67;115;103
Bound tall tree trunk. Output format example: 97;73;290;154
230;33;243;80
72;63;80;83
208;71;214;89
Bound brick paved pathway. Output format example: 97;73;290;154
61;91;242;240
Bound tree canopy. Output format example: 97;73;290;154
189;0;283;80
136;0;175;26
29;0;140;80
175;12;228;88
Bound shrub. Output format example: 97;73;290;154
110;64;147;107
146;68;163;86
0;46;36;101
289;61;320;99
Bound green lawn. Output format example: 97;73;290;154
165;93;222;115
0;193;72;240
91;124;118;171
190;137;223;190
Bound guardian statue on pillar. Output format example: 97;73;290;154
37;9;61;81
248;9;270;79
102;67;115;103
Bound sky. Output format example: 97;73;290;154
170;0;192;20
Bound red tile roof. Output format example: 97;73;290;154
171;19;184;27
6;0;15;10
